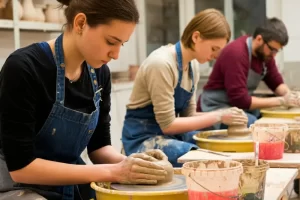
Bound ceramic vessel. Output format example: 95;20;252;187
44;4;60;23
21;0;36;21
3;0;23;20
34;3;45;22
58;7;66;24
0;0;9;8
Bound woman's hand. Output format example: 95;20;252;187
112;151;167;185
131;149;168;162
216;107;248;126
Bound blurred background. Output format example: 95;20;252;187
0;0;298;154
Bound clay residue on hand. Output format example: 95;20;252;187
138;139;174;184
155;160;174;184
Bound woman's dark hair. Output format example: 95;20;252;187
253;17;289;46
57;0;139;28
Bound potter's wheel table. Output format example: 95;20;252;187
90;169;188;200
110;174;187;192
261;106;300;119
177;150;300;178
192;130;254;153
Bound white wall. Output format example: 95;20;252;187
281;0;300;62
266;0;300;63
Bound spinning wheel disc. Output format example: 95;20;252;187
110;175;187;192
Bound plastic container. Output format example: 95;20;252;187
250;123;288;160
182;160;243;200
285;123;300;153
234;159;269;200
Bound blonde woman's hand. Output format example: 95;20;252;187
216;107;248;126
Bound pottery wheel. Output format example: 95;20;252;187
110;174;187;192
268;106;300;113
208;134;252;141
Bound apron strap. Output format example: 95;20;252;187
175;41;195;92
54;34;66;104
54;34;101;106
87;65;101;105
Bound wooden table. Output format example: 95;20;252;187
177;151;298;199
255;117;298;123
178;151;300;179
264;168;298;200
180;116;300;198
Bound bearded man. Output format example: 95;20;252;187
196;17;297;128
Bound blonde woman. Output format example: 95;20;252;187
122;9;248;167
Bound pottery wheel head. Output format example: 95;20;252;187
110;175;187;192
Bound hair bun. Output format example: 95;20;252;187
57;0;71;6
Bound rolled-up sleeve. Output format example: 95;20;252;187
144;60;176;130
87;65;112;154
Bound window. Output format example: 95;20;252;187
145;0;180;55
194;0;266;71
233;0;266;39
195;0;224;14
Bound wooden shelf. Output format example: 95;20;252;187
0;19;63;32
0;19;13;29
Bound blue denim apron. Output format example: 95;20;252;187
122;42;199;167
0;34;101;200
201;37;267;129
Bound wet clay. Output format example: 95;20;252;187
155;160;174;184
110;174;186;192
141;149;174;184
227;124;251;137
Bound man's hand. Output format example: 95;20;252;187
281;91;300;107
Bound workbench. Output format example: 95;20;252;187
264;168;298;200
178;151;299;199
178;116;300;199
178;150;300;179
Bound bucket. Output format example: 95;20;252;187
234;159;269;200
285;123;300;153
250;123;288;160
182;160;243;200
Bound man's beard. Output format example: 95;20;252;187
254;45;272;61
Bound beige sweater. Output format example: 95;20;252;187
127;45;200;130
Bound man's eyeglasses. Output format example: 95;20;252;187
263;40;281;54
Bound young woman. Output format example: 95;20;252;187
0;0;167;199
122;8;248;167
